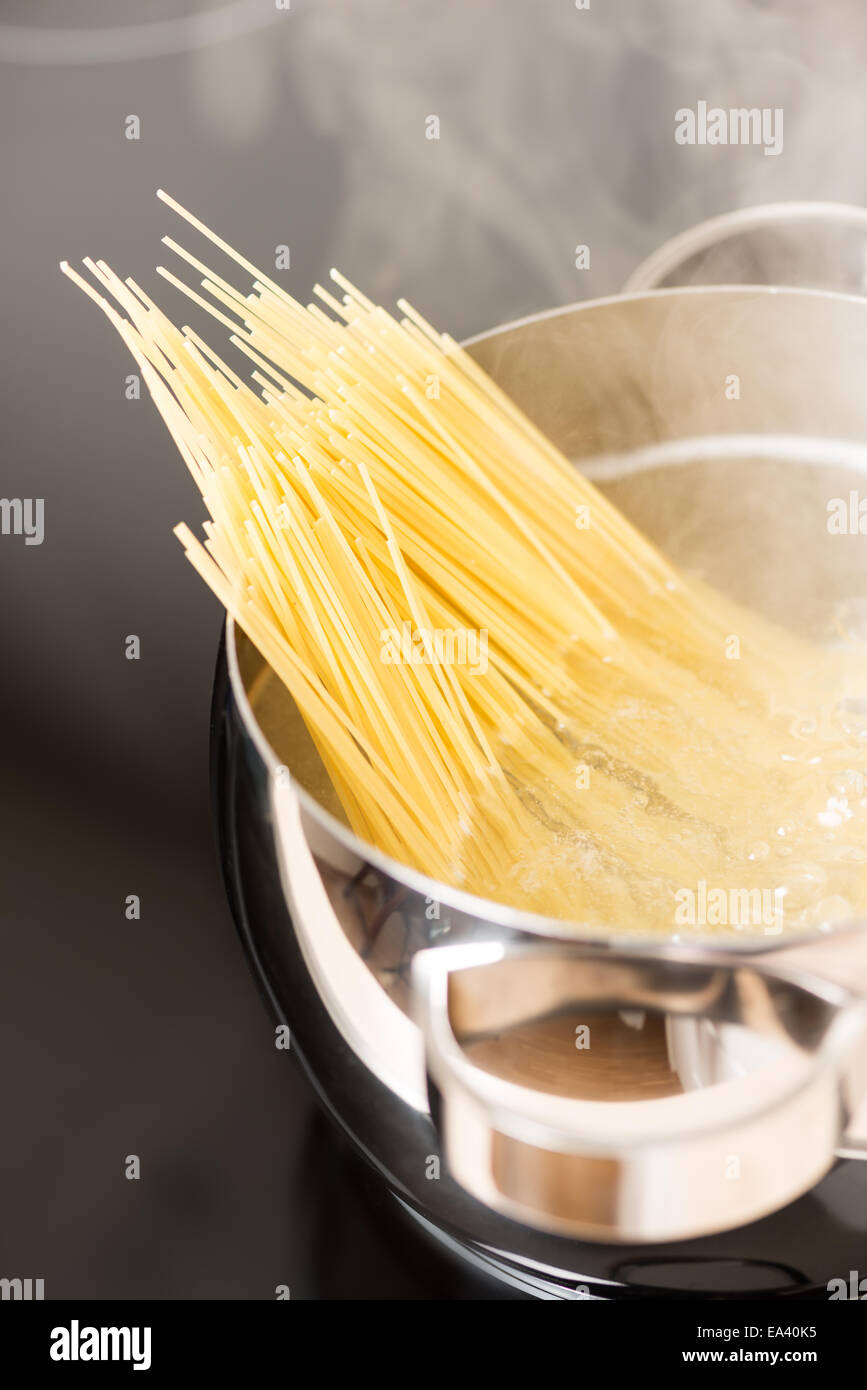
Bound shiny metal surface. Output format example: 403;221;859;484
225;285;867;1240
213;656;867;1292
623;201;867;295
413;940;866;1242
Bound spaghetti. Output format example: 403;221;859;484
62;195;867;934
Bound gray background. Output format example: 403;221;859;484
2;0;867;1298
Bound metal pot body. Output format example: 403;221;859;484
213;639;867;1296
219;286;867;1248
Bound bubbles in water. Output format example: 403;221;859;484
790;715;818;738
746;840;770;863
828;768;865;799
774;861;828;912
814;894;852;926
833;697;867;743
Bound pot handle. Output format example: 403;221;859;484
761;925;867;1157
411;938;867;1242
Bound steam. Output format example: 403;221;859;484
260;0;867;328
0;1;284;65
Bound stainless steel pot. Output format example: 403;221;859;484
219;284;867;1249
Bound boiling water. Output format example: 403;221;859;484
495;448;867;937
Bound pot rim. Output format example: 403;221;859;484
623;199;867;294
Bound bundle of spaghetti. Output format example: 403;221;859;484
61;194;867;932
